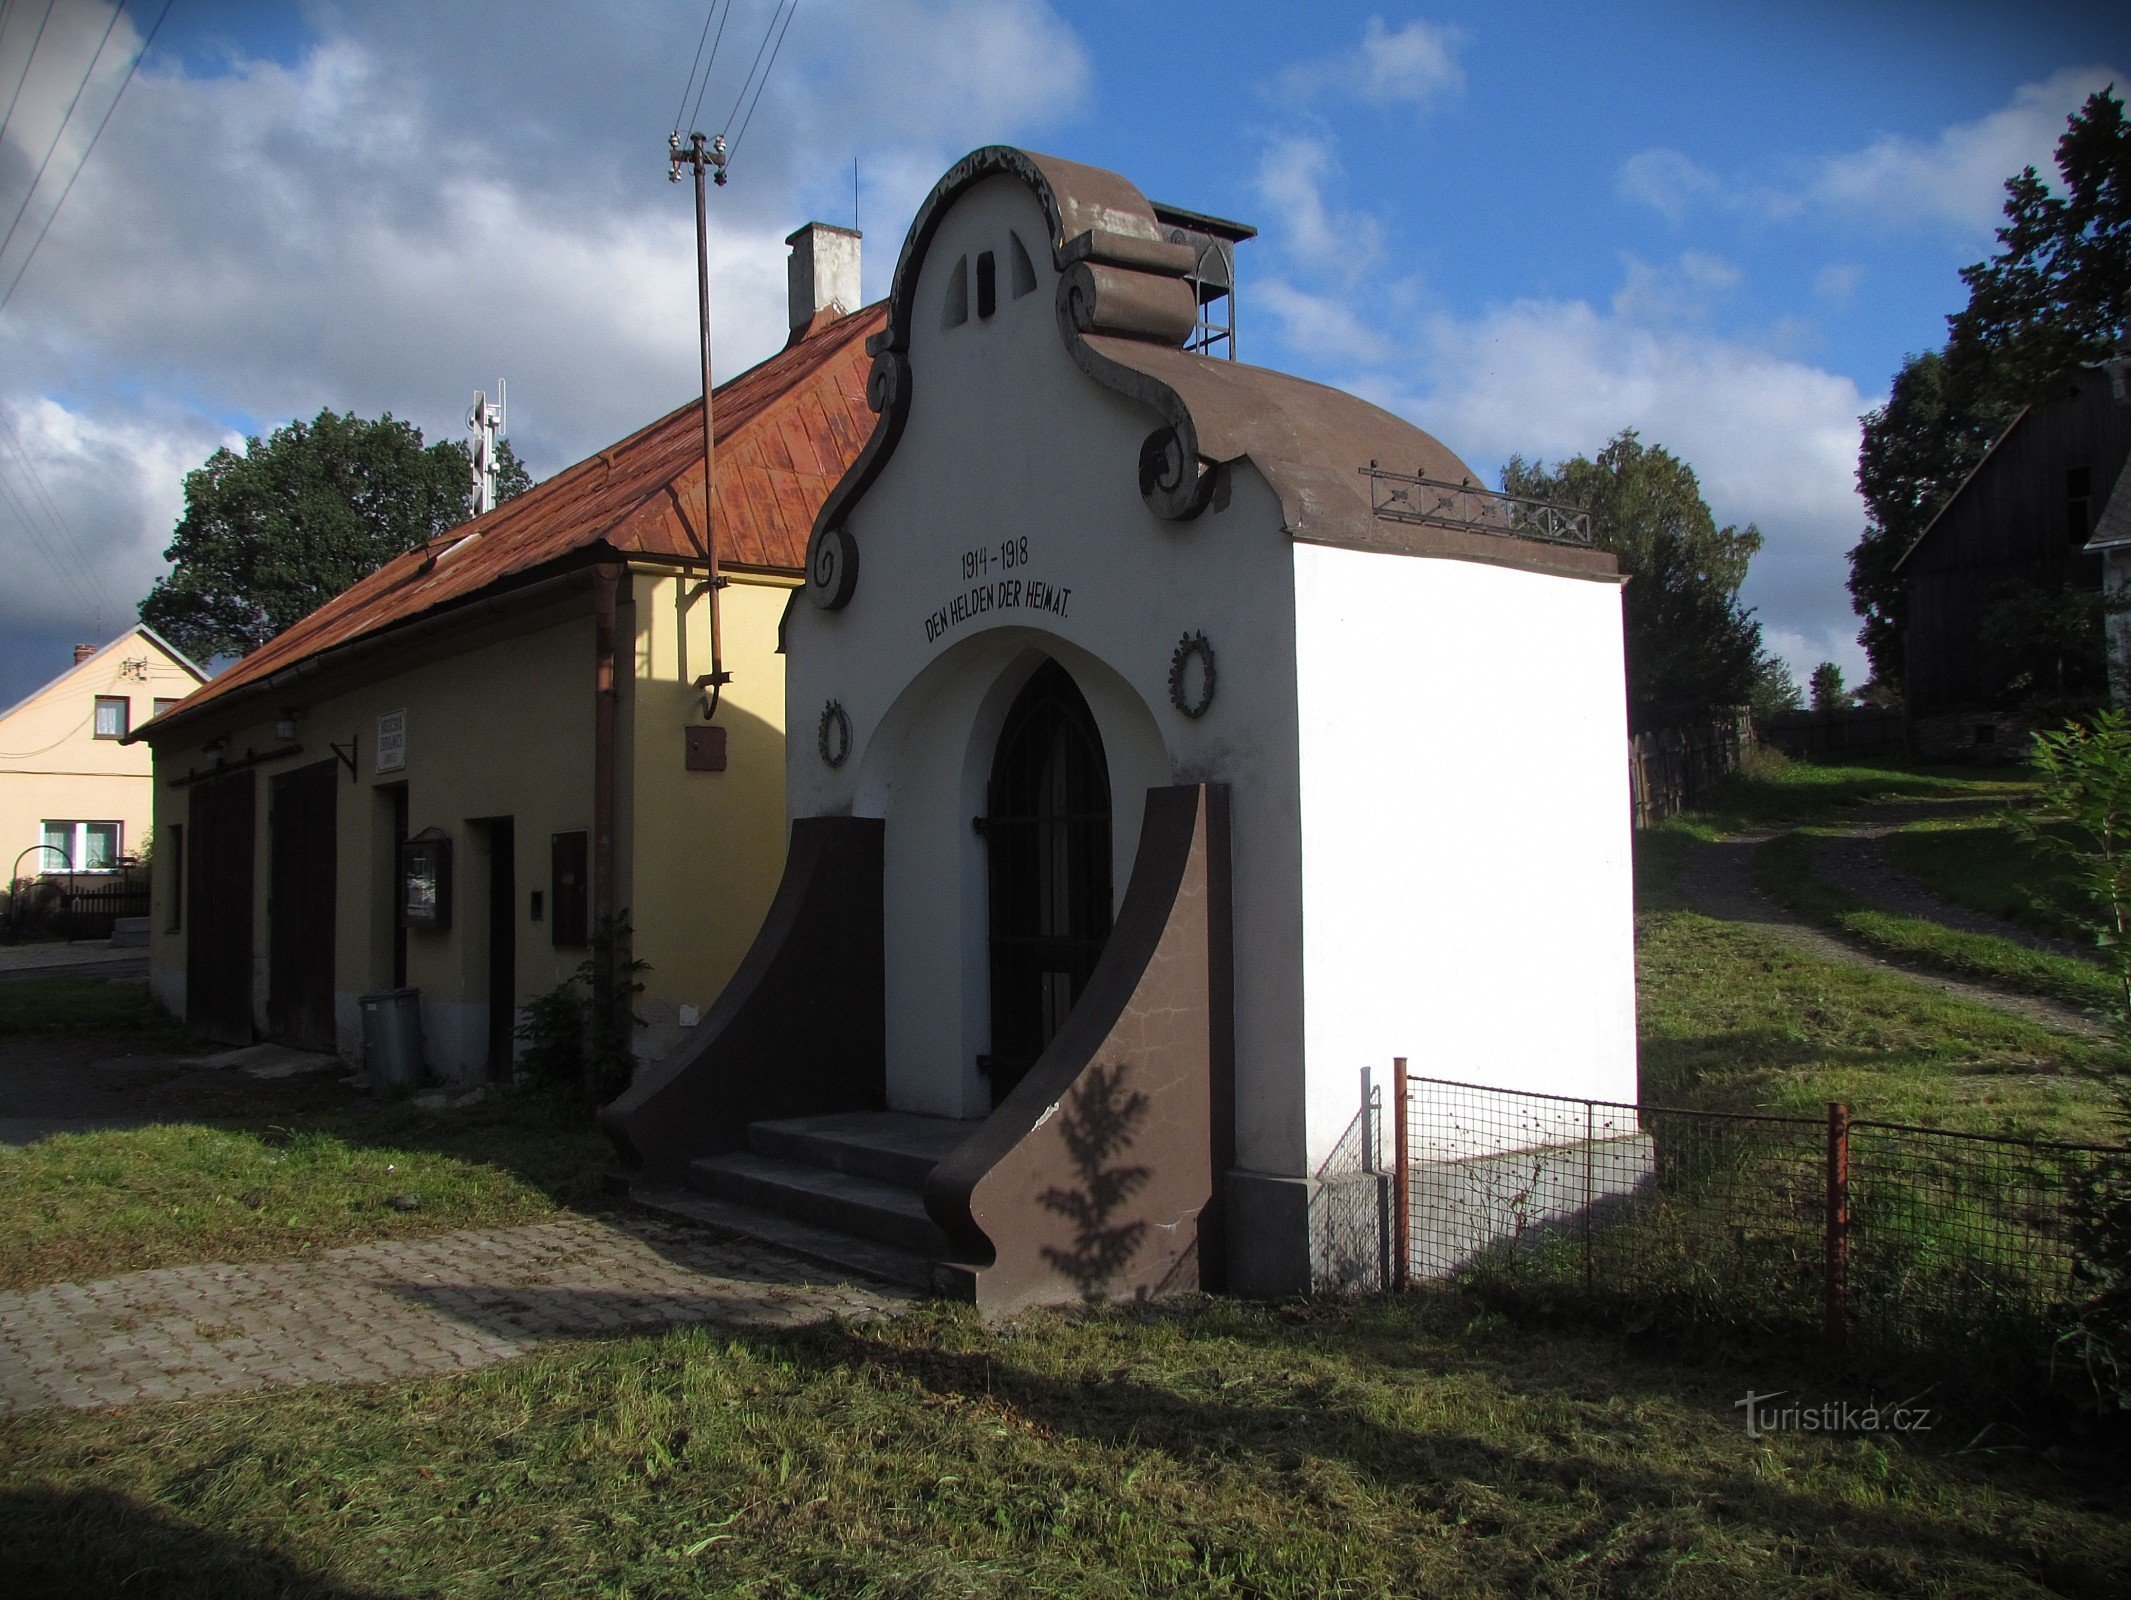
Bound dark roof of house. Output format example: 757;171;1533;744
146;302;885;736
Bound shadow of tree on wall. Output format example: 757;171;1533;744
1038;1060;1151;1298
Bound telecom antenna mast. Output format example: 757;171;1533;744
669;129;731;721
468;381;506;515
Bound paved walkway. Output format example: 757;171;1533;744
1669;796;2111;1039
0;1212;912;1416
0;939;146;984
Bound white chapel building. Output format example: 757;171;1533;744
604;147;1637;1311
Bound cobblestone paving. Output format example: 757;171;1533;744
0;1213;912;1416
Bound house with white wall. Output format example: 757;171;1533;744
603;147;1638;1311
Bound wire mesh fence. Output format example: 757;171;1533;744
1395;1072;2127;1382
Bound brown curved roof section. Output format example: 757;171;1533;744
805;147;1613;603
151;302;887;735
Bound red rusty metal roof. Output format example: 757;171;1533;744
155;302;885;732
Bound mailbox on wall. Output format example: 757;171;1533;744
399;830;452;930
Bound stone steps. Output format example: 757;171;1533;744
671;1110;984;1297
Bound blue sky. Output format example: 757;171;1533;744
0;0;2125;707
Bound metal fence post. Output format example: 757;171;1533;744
1825;1101;1850;1347
1583;1099;1596;1294
1392;1058;1410;1292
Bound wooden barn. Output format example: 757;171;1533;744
1894;361;2131;755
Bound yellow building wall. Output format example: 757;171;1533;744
149;604;597;1075
624;566;795;1056
1;630;202;876
146;570;802;1080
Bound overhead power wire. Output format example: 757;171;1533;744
0;447;104;625
687;0;732;134
0;0;123;273
0;0;55;153
0;404;114;624
0;0;172;320
721;0;788;137
672;1;716;132
726;0;797;157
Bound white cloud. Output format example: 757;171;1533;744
1613;148;1723;225
1809;65;2121;231
0;0;1089;703
1404;295;1872;687
1253;276;1383;366
1814;262;1863;304
1609;250;1742;324
1277;16;1465;112
1255;133;1383;281
1617;64;2125;234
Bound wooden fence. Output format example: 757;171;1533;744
1757;706;1905;759
1629;710;1750;830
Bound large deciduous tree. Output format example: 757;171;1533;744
1848;87;2130;686
140;409;532;662
1503;430;1766;734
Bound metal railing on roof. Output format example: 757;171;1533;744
1362;462;1593;547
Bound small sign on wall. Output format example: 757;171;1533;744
684;725;728;772
376;710;406;773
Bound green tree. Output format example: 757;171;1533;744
1948;87;2131;408
1809;661;1847;714
1848;87;2129;686
1749;651;1802;719
1848;350;2016;688
140;410;534;661
1503;430;1765;733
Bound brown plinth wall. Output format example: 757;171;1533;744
598;816;885;1182
925;783;1235;1316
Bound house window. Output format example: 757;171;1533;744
93;696;128;739
976;250;997;319
153;697;184;719
40;820;121;871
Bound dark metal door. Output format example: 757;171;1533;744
186;771;256;1045
983;660;1112;1100
482;818;516;1078
268;761;338;1051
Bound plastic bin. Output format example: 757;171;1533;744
360;987;424;1095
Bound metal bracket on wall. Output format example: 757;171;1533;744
330;733;359;781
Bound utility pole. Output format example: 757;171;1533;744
669;129;732;721
467;382;505;515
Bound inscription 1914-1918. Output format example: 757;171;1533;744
924;574;1073;644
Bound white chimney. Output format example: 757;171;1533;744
786;222;861;333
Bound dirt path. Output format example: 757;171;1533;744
1667;798;2112;1039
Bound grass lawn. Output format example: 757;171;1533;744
0;1100;616;1292
1885;815;2094;944
1661;748;2035;841
1635;900;2120;1140
4;753;2129;1597
1748;830;2124;1021
0;975;197;1039
0;976;615;1289
5;1297;2127;1600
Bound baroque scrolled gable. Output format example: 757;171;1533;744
806;147;1224;611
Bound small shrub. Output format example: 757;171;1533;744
514;914;648;1104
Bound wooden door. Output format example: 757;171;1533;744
186;771;256;1045
267;761;339;1051
482;818;516;1078
983;659;1113;1100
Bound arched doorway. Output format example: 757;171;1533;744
982;658;1113;1101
